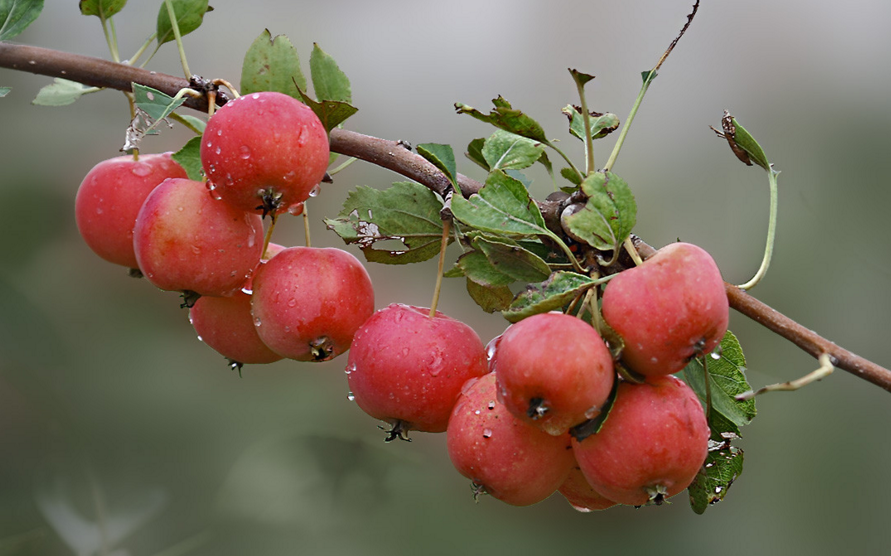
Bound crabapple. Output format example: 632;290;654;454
201;91;330;216
74;153;188;268
346;304;488;438
601;242;729;376
188;244;287;369
571;375;709;506
494;312;614;436
250;246;374;362
133;177;264;298
558;466;618;512
447;373;575;506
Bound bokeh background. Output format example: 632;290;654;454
2;1;891;554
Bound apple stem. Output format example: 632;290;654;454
624;236;644;266
262;213;277;260
212;78;241;99
736;166;780;291
303;205;312;248
736;352;834;400
429;219;452;318
164;0;192;80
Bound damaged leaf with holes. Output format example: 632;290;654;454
688;441;744;514
325;182;447;264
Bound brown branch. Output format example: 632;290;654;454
3;41;890;393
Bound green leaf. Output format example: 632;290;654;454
240;29;307;97
560;167;582;186
0;87;9;97
562;171;636;252
729;116;770;171
324;182;446;265
537;150;555;182
0;0;43;40
310;43;351;103
170;113;205;134
132;83;186;122
688;443;744;514
502;271;597;323
171;136;203;181
156;0;210;47
465;137;488;171
683;331;757;438
562;105;620;142
455;96;548;143
481;129;544;171
79;0;126;18
416;143;457;188
450;170;548;236
450;234;552;288
293;87;358;134
31;78;95;106
569;68;595;86
466;279;514;314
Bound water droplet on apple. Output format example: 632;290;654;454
487;400;496;410
347;392;355;401
287;298;297;308
308;184;321;197
131;164;152;177
345;363;356;375
482;429;493;438
239;145;251;159
286;202;304;216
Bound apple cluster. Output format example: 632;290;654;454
75;91;374;369
73;90;729;511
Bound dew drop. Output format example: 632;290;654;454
196;335;204;343
253;316;262;327
584;406;601;420
347;392;355;402
241;286;253;295
131;164;152;177
215;146;221;155
239;145;252;159
569;504;593;513
482;429;493;439
287;298;297;308
710;347;723;360
487;401;496;410
474;409;481;415
308;184;321;197
287;202;304;216
345;363;357;375
252;93;260;100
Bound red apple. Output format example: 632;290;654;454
601;242;729;376
75;153;187;268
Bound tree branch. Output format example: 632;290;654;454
3;42;890;393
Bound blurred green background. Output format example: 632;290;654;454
2;1;891;554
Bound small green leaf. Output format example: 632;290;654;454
324;182;446;265
688;443;744;514
481;129;544;171
730;116;770;171
132;83;186;122
0;0;43;40
455;96;548;143
293;87;358;134
240;29;307;97
502;271;597;323
450;170;548;236
466;279;514;313
562;171;637;252
171;136;203;181
171;113;205;134
156;0;210;47
569;68;595;86
79;0;126;18
416;143;457;189
562;105;620;142
475;236;551;282
450;250;515;287
683;331;756;438
641;69;657;83
0;87;9;97
560;167;582;186
31;78;95;106
537;151;555;183
465;137;488;171
310;43;351;103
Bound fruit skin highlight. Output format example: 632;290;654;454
347;304;488;435
133;178;264;297
601;242;729;377
75;153;188;268
447;373;576;506
201;91;330;215
571;375;710;506
493;312;615;436
250;246;374;362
